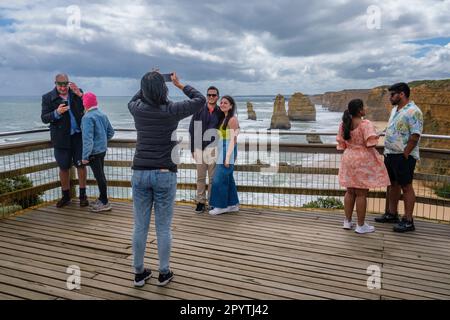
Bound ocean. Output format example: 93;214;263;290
0;95;343;144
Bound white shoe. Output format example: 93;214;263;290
90;202;112;213
209;207;228;215
227;205;239;212
342;219;355;230
355;223;375;234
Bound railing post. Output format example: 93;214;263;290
69;166;77;199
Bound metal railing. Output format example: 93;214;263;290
0;130;449;222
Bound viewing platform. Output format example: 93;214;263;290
0;200;449;300
0;130;449;300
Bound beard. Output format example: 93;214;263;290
390;97;401;106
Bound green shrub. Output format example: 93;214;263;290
302;197;344;209
436;184;450;199
0;175;43;210
0;205;23;216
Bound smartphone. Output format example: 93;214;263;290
161;73;173;82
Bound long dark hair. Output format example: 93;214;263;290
342;99;364;140
218;95;236;129
140;71;169;106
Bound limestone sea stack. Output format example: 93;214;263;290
270;95;291;129
288;92;316;121
247;102;257;120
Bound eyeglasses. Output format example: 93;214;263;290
56;82;69;87
207;94;218;97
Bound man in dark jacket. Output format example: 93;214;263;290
129;71;205;288
41;74;89;208
188;86;222;213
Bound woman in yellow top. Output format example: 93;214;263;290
209;95;240;215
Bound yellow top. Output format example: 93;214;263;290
218;124;231;140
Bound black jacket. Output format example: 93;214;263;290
188;103;221;153
41;88;84;149
128;85;206;172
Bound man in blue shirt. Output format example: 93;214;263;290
41;74;89;208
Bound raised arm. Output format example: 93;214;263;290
166;72;206;121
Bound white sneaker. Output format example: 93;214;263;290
209;207;229;216
355;223;375;234
342;219;355;230
227;205;239;212
90;202;112;213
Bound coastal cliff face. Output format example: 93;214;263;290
288;92;316;121
410;81;450;144
270;95;291;129
309;94;323;105
247;102;257;120
365;86;391;121
321;89;370;112
410;80;450;177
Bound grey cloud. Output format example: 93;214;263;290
0;0;449;95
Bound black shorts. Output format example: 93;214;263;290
54;133;84;170
384;154;417;186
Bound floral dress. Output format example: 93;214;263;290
336;120;390;189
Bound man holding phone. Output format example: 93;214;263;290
41;74;89;208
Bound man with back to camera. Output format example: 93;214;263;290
41;74;89;208
189;86;222;213
375;82;423;233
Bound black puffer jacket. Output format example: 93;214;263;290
128;85;205;172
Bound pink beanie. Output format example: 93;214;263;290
82;92;98;109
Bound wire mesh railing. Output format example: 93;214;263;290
0;131;449;222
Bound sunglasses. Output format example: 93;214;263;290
56;82;69;87
207;94;218;97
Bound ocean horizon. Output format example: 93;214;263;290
0;95;343;145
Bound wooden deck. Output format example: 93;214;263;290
0;200;449;300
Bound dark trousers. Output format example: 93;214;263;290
89;152;108;204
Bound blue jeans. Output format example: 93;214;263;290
209;163;239;209
131;170;177;274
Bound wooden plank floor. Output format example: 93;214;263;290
0;200;449;300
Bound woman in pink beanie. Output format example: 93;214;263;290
81;92;115;212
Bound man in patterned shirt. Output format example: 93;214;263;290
375;82;423;233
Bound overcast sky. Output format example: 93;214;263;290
0;0;449;96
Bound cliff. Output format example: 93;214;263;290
308;94;323;105
410;81;450;147
270;95;291;129
365;86;390;121
411;80;450;177
288;92;316;121
321;89;370;112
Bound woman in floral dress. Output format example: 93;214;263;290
336;99;390;234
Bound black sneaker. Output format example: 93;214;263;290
134;269;152;287
56;197;71;208
393;218;415;233
374;212;400;223
157;270;174;286
79;197;89;207
195;203;205;213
